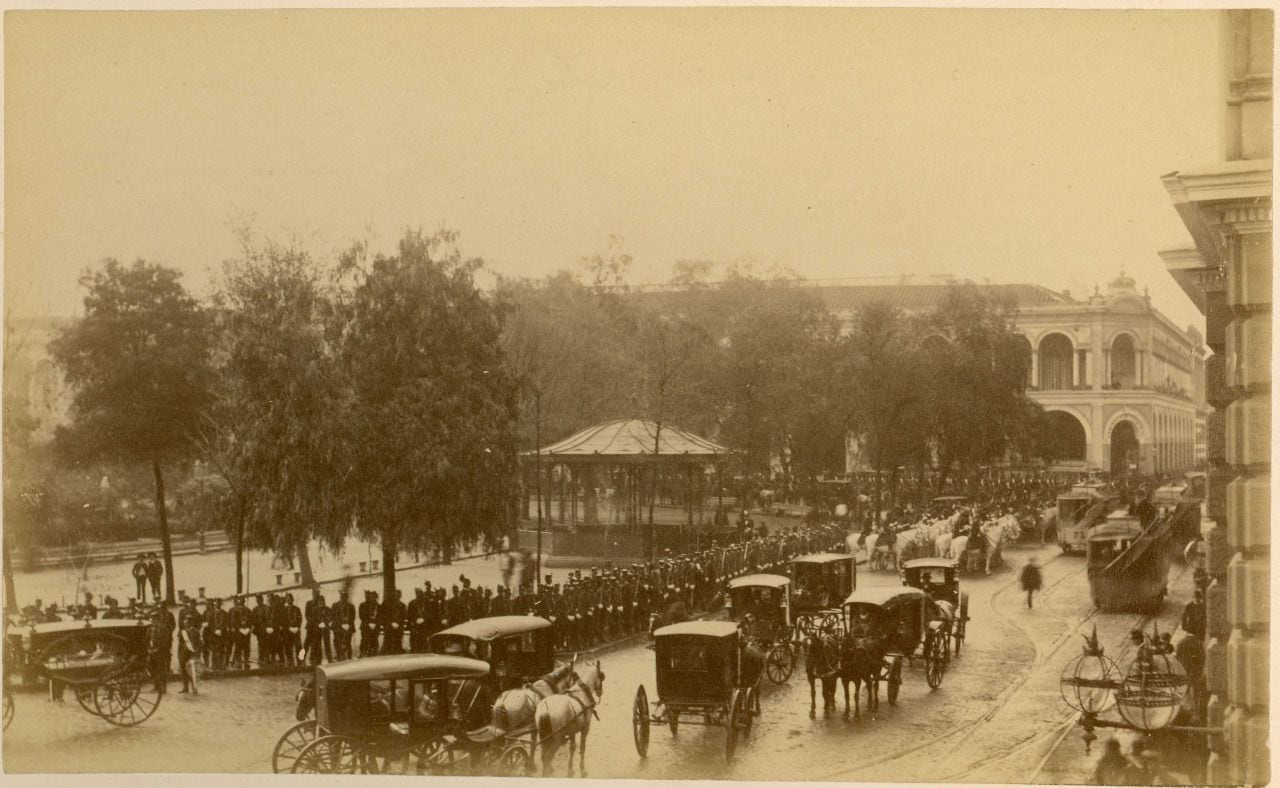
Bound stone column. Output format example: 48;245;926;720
1031;351;1039;388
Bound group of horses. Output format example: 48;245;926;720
854;510;1025;574
293;659;607;777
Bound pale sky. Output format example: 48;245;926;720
6;8;1224;332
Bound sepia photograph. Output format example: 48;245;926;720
2;6;1272;786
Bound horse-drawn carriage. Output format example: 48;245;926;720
900;557;969;654
3;617;162;728
429;615;559;693
279;654;534;775
633;621;762;761
726;574;796;684
789;553;856;638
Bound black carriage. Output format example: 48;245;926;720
841;586;951;694
429;616;558;692
4;617;161;728
789;553;856;638
633;621;761;762
281;654;531;775
900;557;969;654
725;574;795;684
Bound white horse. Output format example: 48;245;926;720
489;665;573;736
949;534;970;561
535;661;606;777
934;531;953;559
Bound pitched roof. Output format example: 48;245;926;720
531;418;732;458
807;283;1070;315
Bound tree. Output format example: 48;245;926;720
338;230;521;597
50;259;216;603
212;238;348;591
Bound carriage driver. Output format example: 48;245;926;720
849;606;874;637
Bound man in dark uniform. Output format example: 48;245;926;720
204;598;227;670
331;590;356;661
101;596;124;619
228;596;252;669
1129;488;1157;528
132;555;149;603
145;553;164;602
81;592;98;620
251;593;272;667
268;594;289;666
380;589;406;655
359;591;381;657
408;588;428;653
284;593;304;666
304;589;331;665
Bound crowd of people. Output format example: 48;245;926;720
10;519;847;695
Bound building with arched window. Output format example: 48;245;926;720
814;276;1208;475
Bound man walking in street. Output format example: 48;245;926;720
132;555;149;603
1019;556;1042;610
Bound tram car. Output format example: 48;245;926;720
1151;483;1202;544
788;553;856;637
1056;484;1120;554
429;616;558;692
725;574;796;683
4;616;161;728
1087;509;1173;612
632;621;761;762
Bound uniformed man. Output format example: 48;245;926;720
228;596;252;669
101;596;124;619
132;555;149;603
379;589;406;655
269;594;290;665
330;590;356;661
359;591;381;657
81;592;99;620
205;598;228;670
408;588;428;653
251;594;272;667
284;592;304;666
304;591;332;665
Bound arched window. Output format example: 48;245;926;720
1038;334;1074;390
1111;421;1139;477
1111;334;1137;389
1044;411;1087;462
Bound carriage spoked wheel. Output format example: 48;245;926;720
724;689;743;761
75;685;104;716
819;612;842;637
741;687;758;734
793;614;815;640
93;663;161;727
886;660;902;705
291;734;367;774
496;743;533;775
272;720;324;774
924;634;946;689
632;685;650;758
2;688;13;730
764;643;794;684
413;736;451;774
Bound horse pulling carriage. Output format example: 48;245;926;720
4;618;162;728
726;574;796;684
900;557;969;654
633;621;762;762
275;615;604;776
789;553;856;639
805;587;955;717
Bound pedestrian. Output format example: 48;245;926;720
1180;588;1206;638
178;619;203;695
132;555;149;602
145;553;164;601
1092;738;1128;785
1019;556;1042;609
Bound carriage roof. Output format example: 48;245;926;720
21;618;151;636
432;615;551;641
902;558;958;571
842;586;926;609
653;621;740;639
727;573;790;590
790;553;853;565
318;653;490;683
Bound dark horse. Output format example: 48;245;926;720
804;635;839;717
836;634;883;717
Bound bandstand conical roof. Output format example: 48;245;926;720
529;418;732;461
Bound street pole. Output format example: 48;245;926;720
535;390;543;592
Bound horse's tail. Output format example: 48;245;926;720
536;703;554;744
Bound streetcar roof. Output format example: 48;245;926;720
433;615;551;641
902;558;958;571
21;618;151;636
790;553;853;565
727;574;790;590
319;654;490;682
1090;520;1143;540
843;587;925;608
653;621;740;639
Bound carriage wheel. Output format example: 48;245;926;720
794;614;815;639
819;613;842;636
725;690;741;761
887;660;902;706
924;634;946;689
93;664;161;727
2;688;12;731
273;720;324;774
413;737;451;774
632;685;651;758
292;734;366;774
496;744;533;775
765;643;794;684
76;686;103;716
742;687;758;732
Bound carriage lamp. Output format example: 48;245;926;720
1059;625;1202;753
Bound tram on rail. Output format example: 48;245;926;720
1086;508;1173;612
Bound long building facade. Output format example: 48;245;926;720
814;278;1208;476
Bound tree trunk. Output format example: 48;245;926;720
382;533;397;598
296;542;316;587
235;494;247;595
151;459;176;604
2;528;16;613
647;423;661;562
